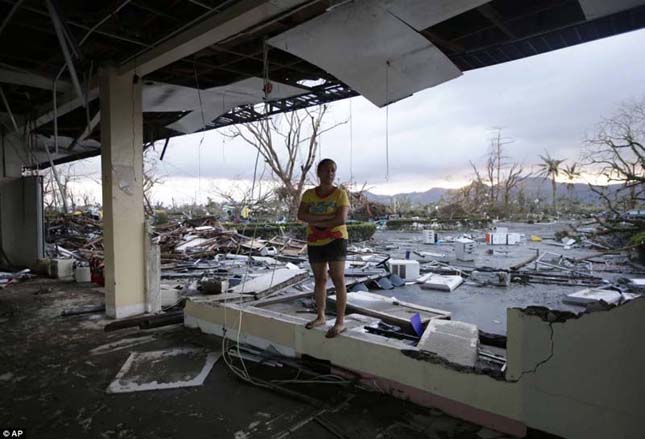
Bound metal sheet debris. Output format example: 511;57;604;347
106;348;219;393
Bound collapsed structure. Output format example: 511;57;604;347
175;223;644;438
2;1;645;438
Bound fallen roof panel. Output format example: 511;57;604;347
268;0;462;107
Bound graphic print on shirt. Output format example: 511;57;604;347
301;188;350;246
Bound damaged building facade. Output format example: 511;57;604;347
1;1;645;438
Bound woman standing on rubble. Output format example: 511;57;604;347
297;158;349;338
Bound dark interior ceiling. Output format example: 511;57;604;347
1;0;644;168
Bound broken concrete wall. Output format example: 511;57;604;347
506;298;645;439
0;176;44;266
185;300;526;436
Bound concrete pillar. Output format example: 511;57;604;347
145;221;161;313
99;66;145;318
0;176;44;266
1;130;26;178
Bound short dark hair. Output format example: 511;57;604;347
317;158;336;173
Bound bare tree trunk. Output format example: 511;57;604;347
551;176;557;214
227;105;345;221
44;146;68;213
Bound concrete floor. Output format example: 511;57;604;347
0;278;565;439
368;221;637;334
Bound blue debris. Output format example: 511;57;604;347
410;313;423;336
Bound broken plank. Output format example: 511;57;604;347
328;291;450;330
228;269;308;297
104;311;183;332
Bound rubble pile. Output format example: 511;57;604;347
44;213;308;264
47;213;103;260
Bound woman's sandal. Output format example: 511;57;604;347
305;319;325;329
325;325;346;338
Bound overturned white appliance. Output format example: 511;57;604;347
417;273;464;292
388;259;420;281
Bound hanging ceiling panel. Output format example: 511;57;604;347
382;0;490;31
154;77;305;133
578;0;645;19
268;0;463;107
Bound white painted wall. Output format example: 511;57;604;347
0;176;44;267
506;299;645;439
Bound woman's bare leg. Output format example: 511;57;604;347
326;260;347;337
306;261;328;329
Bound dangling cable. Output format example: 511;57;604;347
385;60;390;182
193;62;206;204
349;99;353;184
250;148;260;203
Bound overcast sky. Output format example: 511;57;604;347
73;28;645;205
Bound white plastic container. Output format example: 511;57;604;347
422;230;436;244
506;233;521;245
51;259;74;280
455;238;475;261
387;259;420;281
74;266;91;283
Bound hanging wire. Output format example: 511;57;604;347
216;39;356;389
385;61;390;181
349;99;353;183
193;62;207;204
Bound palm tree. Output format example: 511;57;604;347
562;163;581;210
538;151;565;215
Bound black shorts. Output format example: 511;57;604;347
307;239;348;263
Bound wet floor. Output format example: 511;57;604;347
362;221;633;334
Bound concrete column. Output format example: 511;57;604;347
1;130;26;178
99;66;145;318
0;176;44;266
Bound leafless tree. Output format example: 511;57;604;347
469;130;530;217
501;162;530;215
584;98;645;214
41;162;98;213
143;145;165;215
210;180;276;216
227;105;345;219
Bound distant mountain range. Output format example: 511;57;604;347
364;177;620;206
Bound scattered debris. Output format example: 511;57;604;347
0;269;32;288
455;238;475;261
104;311;184;332
418;320;479;368
387;259;420;281
61;304;106;316
329;291;450;330
469;271;511;287
417;273;464;292
564;288;638;306
106;348;220;393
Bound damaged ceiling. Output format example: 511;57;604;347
0;0;644;168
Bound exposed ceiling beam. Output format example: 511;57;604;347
33;86;99;129
0;0;25;38
0;67;72;91
477;4;516;39
119;0;314;76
